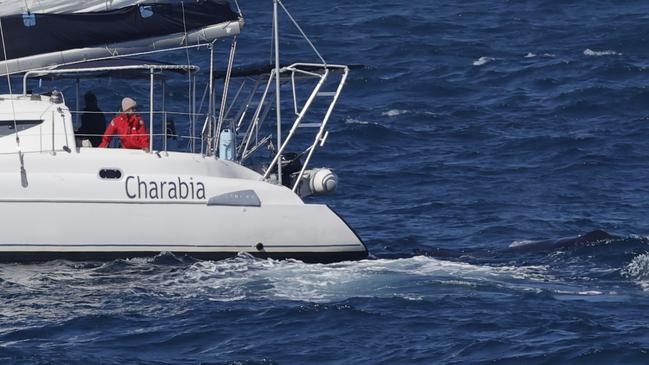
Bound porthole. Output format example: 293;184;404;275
99;169;122;180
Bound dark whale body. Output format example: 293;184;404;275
411;229;616;261
503;229;613;253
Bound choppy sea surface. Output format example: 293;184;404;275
5;0;649;363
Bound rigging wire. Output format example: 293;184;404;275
180;2;192;71
180;1;194;152
180;1;192;71
277;0;326;65
233;0;243;18
269;11;274;66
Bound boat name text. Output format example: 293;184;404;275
125;176;206;200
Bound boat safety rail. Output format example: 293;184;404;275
21;65;200;95
235;62;348;192
69;110;206;117
0;124;199;155
23;63;203;153
287;63;348;192
239;64;348;160
73;132;202;140
68;109;208;153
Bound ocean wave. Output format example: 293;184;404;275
344;118;373;125
583;48;622;56
380;109;438;118
472;56;495;66
509;239;535;247
382;109;409;117
524;52;555;58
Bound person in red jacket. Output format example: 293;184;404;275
99;97;150;150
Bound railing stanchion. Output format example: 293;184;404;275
149;67;154;152
51;110;55;155
74;78;80;127
162;80;167;154
191;74;197;153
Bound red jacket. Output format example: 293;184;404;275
99;113;150;149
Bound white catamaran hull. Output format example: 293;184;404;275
0;150;367;263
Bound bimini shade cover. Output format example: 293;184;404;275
0;0;239;61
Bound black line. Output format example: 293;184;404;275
0;250;369;264
0;243;362;248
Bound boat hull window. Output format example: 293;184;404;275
0;120;43;136
98;169;123;180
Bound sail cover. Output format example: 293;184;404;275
0;0;241;75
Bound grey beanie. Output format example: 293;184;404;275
121;97;137;112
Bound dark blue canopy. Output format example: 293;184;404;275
0;0;238;61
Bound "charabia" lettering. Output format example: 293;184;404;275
125;176;206;200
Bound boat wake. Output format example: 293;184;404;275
0;246;636;309
1;231;647;325
175;254;555;302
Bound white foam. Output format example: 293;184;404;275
524;52;555;59
472;56;495;66
147;255;556;303
622;253;649;291
344;118;370;125
382;109;408;117
583;48;621;57
381;109;437;117
577;290;603;295
509;239;534;248
623;253;649;277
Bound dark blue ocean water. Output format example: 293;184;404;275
5;0;649;363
